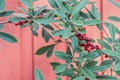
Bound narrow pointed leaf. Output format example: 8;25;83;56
98;39;112;50
55;0;66;18
46;45;55;58
72;0;89;17
20;0;33;8
71;36;78;53
96;75;118;80
109;24;116;42
0;0;5;12
81;67;96;80
0;11;14;17
35;68;44;80
36;44;55;55
114;63;120;71
0;24;4;30
34;18;60;25
48;0;57;8
54;51;72;62
42;28;50;42
109;0;120;8
0;32;18;43
62;27;71;39
55;63;69;73
102;50;120;58
108;16;120;22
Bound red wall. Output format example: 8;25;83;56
0;0;120;80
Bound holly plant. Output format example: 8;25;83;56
1;0;120;80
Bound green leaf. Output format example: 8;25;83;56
0;32;18;43
42;28;50;42
85;60;113;72
0;0;5;12
84;50;102;59
77;29;86;34
35;44;55;55
42;24;54;30
98;39;112;50
66;46;72;56
84;19;101;26
72;0;89;17
80;11;89;19
104;37;112;43
20;0;33;8
33;23;39;30
50;62;61;70
109;24;116;42
91;4;100;19
56;76;62;80
96;75;118;80
55;63;69;73
54;51;72;62
115;71;120;76
55;0;66;18
81;67;96;80
71;20;83;26
31;29;38;36
100;60;113;66
35;6;47;16
73;77;85;80
84;61;98;68
96;24;103;31
46;45;55;58
109;0;120;8
30;0;37;2
35;68;44;80
62;27;71;39
9;17;28;22
48;0;57;8
0;24;4;30
52;30;64;36
34;18;60;25
114;63;120;71
71;36;78;53
72;19;101;26
61;69;75;77
0;11;14;17
108;16;120;22
114;43;120;52
102;50;120;58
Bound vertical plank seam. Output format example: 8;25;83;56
100;0;105;75
31;35;35;80
18;1;23;80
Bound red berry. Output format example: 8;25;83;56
85;78;89;80
79;37;83;40
90;46;94;50
105;55;109;58
85;37;90;42
95;45;100;50
96;72;99;75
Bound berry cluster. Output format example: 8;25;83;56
75;33;100;52
15;20;28;26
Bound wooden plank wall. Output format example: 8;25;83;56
0;0;119;80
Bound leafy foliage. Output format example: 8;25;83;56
1;0;120;80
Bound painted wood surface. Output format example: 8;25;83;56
0;0;119;80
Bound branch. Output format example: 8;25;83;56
0;21;11;24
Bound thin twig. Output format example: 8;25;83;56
85;7;110;38
52;23;61;30
0;21;10;24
